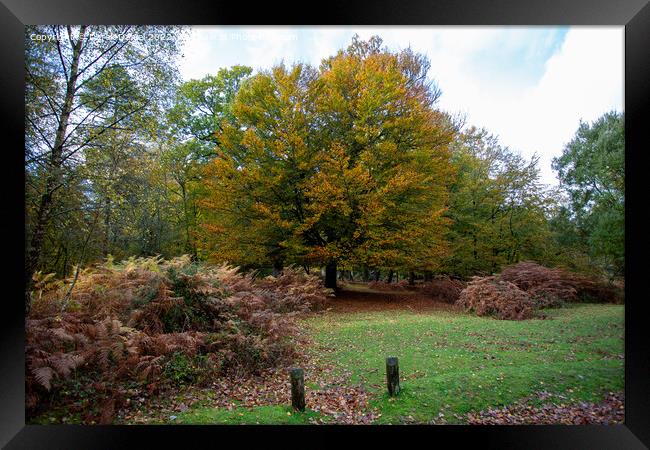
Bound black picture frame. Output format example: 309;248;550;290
2;0;648;447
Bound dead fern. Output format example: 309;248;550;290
457;276;535;320
26;255;330;423
500;261;623;306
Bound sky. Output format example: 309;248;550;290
177;26;624;186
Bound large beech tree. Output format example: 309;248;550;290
199;36;455;288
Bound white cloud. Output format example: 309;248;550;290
452;27;624;185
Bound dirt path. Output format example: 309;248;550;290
327;285;458;314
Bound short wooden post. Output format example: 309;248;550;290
290;368;305;411
386;357;400;396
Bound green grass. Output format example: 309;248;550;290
304;304;624;424
160;303;623;425
174;404;326;425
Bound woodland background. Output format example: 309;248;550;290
25;26;624;301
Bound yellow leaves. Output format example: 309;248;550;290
386;169;423;191
201;223;225;234
306;246;338;263
241;129;264;153
195;38;459;272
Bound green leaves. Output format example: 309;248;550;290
167;66;253;150
445;127;554;275
551;111;624;275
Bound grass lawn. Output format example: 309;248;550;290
174;405;327;425
158;301;624;425
304;303;624;424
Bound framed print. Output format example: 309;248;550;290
1;0;649;447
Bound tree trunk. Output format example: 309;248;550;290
424;271;433;282
25;26;87;315
374;270;380;281
272;260;284;277
102;197;111;257
386;270;394;283
325;261;337;290
409;271;415;286
362;267;369;282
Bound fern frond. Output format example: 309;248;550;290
33;366;55;391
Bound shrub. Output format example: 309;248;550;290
416;276;466;304
26;256;330;423
256;267;332;312
500;261;623;306
527;281;574;308
457;276;535;320
457;262;624;320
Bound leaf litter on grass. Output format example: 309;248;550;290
118;349;380;425
465;391;624;425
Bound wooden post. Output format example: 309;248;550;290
290;368;305;411
386;357;400;396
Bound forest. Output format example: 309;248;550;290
25;26;624;425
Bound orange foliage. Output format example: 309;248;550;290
457;276;535;320
26;256;331;423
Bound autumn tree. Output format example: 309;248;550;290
199;36;456;289
308;38;456;285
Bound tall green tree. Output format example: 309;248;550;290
552;111;624;275
445;127;554;276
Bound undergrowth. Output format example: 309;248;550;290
456;261;624;320
26;256;331;423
